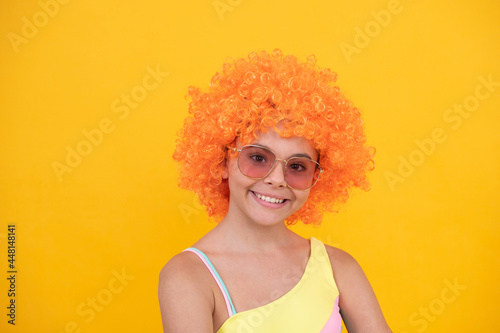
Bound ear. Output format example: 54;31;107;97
222;158;229;179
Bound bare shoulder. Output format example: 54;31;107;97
324;245;359;269
158;252;214;333
324;245;369;294
159;251;207;286
324;244;392;333
324;245;366;283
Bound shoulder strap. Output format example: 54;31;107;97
183;248;236;317
309;237;337;286
309;238;342;333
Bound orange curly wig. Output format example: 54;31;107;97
173;49;375;225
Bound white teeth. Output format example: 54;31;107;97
255;193;285;204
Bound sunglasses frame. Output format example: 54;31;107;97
227;144;323;191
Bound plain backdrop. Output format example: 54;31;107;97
1;0;499;332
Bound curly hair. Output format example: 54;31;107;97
173;49;375;225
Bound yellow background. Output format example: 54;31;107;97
1;0;499;332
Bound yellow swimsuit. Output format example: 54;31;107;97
184;237;342;332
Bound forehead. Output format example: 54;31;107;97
239;129;318;160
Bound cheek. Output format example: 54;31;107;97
295;190;311;204
222;157;236;180
225;160;247;188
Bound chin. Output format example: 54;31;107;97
254;215;287;227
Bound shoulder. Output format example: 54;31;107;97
158;251;214;303
323;244;392;332
323;244;372;297
158;251;214;332
324;244;365;283
324;244;359;269
324;244;367;293
159;251;207;285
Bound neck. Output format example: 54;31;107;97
216;210;295;253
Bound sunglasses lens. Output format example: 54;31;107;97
237;146;321;190
285;158;320;190
238;146;276;178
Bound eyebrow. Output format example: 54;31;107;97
251;143;314;160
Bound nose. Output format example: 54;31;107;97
263;159;287;188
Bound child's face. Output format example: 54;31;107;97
223;128;318;226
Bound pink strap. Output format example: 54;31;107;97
184;248;235;317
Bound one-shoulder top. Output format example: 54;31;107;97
184;237;342;332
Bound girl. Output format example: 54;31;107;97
159;49;391;332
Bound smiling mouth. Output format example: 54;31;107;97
251;191;287;204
